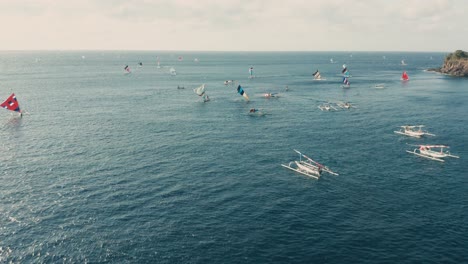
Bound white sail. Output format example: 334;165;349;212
193;84;206;96
170;67;176;75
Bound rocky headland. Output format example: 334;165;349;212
429;50;468;77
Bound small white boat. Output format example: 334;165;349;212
318;103;338;111
394;125;435;138
406;145;459;162
281;161;320;179
374;83;385;89
263;93;279;98
281;150;338;179
337;102;355;109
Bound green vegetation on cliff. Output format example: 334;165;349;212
445;50;468;61
434;50;468;77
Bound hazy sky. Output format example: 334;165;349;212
1;0;466;51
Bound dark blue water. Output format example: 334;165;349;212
1;51;467;263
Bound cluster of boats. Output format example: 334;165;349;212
282;125;459;181
394;125;459;162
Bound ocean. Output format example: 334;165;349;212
0;51;467;263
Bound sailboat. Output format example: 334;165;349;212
330;58;335;64
124;65;131;74
193;84;210;102
401;71;409;81
401;60;407;65
1;93;22;117
170;67;177;76
313;70;325;80
342;64;350;77
342;77;350;88
248;67;254;79
156;56;161;68
237;85;250;101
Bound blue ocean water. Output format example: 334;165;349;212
0;51;467;263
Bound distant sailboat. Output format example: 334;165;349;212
1;93;22;117
313;70;325;80
156;56;161;68
401;60;407;65
330;58;335;64
170;67;177;76
401;71;409;81
342;64;350;78
124;65;131;74
193;84;210;102
237;85;250;101
342;77;350;88
248;67;254;78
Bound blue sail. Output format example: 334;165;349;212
237;85;250;101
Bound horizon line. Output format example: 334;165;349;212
0;49;451;53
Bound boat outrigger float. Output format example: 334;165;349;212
281;150;339;179
406;144;459;162
394;125;435;138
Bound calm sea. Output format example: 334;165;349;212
0;51;467;263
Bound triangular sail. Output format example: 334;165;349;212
193;84;206;96
313;70;321;79
401;71;409;81
341;64;350;78
343;77;350;86
124;65;131;73
1;93;21;113
193;84;210;102
237;85;250;101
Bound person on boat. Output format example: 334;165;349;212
317;166;323;175
249;108;258;113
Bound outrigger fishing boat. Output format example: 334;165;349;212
406;144;459;162
394;125;435;138
281;150;339;179
318;103;337;111
337;101;355;109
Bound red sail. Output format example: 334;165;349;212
402;71;409;81
1;93;21;113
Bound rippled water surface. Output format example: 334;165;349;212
0;51;467;263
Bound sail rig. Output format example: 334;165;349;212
401;71;409;81
1;93;22;116
313;70;322;80
193;84;209;102
237;85;250;101
248;67;254;78
124;65;131;73
342;64;350;77
342;77;350;88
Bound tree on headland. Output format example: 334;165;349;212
445;50;468;61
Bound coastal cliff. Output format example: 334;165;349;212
431;50;468;77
